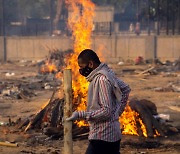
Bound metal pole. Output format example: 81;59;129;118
178;0;180;34
172;0;175;35
156;0;160;35
2;0;6;62
148;0;150;35
49;0;53;36
137;0;139;22
166;0;169;35
110;22;112;36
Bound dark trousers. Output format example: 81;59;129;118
85;140;121;154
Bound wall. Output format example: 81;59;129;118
94;6;114;22
5;36;72;60
0;35;179;63
92;35;155;63
157;36;180;61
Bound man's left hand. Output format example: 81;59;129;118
66;111;79;121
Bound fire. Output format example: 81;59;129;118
40;62;58;73
120;105;148;137
120;106;139;136
65;0;95;127
64;0;149;137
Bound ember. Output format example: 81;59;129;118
40;62;58;74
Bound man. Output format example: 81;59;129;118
66;49;131;154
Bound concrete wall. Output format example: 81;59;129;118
5;36;72;60
0;35;179;63
94;6;114;22
157;36;180;61
92;35;156;63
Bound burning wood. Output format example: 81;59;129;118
129;99;164;137
39;49;73;74
24;89;61;132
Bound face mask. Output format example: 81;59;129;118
79;65;93;77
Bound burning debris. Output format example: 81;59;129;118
38;49;73;74
128;99;164;137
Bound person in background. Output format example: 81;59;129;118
129;23;135;33
135;22;141;35
66;49;131;154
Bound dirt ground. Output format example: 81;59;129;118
0;61;179;154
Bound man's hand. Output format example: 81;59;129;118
66;111;79;121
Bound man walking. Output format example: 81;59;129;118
67;49;131;154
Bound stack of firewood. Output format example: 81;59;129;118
16;89;89;140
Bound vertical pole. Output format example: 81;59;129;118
172;0;175;35
110;22;112;36
166;0;169;35
178;0;180;34
156;0;160;35
148;0;150;35
49;0;53;36
2;0;6;62
1;0;5;37
63;69;73;154
136;0;139;22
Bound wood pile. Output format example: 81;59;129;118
15;96;178;140
129;99;179;137
16;91;89;140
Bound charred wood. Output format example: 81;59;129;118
129;99;164;137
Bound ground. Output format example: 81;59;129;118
0;61;179;154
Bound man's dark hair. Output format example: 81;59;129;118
78;49;101;64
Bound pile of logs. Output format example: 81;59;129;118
129;98;179;137
16;89;88;140
15;92;178;139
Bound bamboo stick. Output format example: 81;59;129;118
0;141;18;147
138;66;155;75
63;69;73;154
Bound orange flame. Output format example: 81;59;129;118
65;0;95;127
40;62;58;73
120;105;148;137
64;0;150;137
